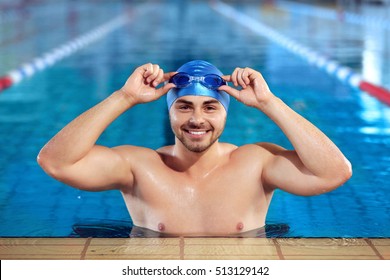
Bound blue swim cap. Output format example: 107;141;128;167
167;60;230;112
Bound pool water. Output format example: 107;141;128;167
0;0;389;238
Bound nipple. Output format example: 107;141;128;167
158;223;165;232
236;222;244;231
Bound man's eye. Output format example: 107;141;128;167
205;106;216;111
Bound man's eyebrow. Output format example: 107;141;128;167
175;100;193;105
174;99;220;106
203;100;220;105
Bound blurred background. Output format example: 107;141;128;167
0;0;389;237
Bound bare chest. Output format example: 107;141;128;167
123;166;270;235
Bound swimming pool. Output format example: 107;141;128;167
0;0;389;238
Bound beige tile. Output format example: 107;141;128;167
374;246;390;256
2;238;385;261
184;238;274;245
89;238;179;246
0;238;87;246
86;245;179;256
280;245;376;256
185;244;277;256
86;241;180;260
1;254;83;260
276;238;367;246
0;238;86;260
284;255;381;260
0;245;84;256
86;254;180;260
369;239;390;246
185;255;279;260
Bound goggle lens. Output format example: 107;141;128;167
171;74;190;87
170;73;226;90
204;75;224;88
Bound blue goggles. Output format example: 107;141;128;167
169;72;227;90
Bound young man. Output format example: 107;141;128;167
37;60;352;236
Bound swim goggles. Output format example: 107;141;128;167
169;72;227;90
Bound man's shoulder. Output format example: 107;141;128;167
253;142;286;154
156;145;173;154
112;145;162;159
233;142;279;152
220;142;238;153
231;142;286;158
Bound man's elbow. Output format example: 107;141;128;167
339;158;353;183
37;151;63;179
327;159;353;191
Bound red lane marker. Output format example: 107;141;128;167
0;12;131;94
0;76;13;92
212;0;390;107
359;81;390;106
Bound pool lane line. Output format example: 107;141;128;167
276;0;390;30
211;1;390;107
0;13;131;93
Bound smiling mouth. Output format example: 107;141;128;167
184;129;210;137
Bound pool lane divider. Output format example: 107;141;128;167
211;1;390;106
0;13;131;93
276;0;390;30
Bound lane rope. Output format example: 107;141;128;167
211;1;390;106
0;13;131;93
276;0;390;30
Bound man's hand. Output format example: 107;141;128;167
120;63;176;105
219;67;274;109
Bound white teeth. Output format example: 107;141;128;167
188;131;206;135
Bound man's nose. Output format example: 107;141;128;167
188;109;205;125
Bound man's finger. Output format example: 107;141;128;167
219;85;240;100
242;68;251;84
143;63;154;77
236;68;246;89
163;72;178;82
157;82;176;97
153;69;164;87
221;75;231;82
146;65;160;83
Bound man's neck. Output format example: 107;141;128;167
172;141;224;178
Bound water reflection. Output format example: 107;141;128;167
357;92;390;130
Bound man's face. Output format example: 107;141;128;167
169;96;227;153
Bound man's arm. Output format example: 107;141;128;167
220;67;352;196
37;63;175;191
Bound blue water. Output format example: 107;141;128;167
0;0;389;237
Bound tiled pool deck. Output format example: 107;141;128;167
1;238;389;260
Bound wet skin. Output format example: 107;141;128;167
119;142;274;235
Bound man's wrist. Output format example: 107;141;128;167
112;88;138;108
255;94;281;114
